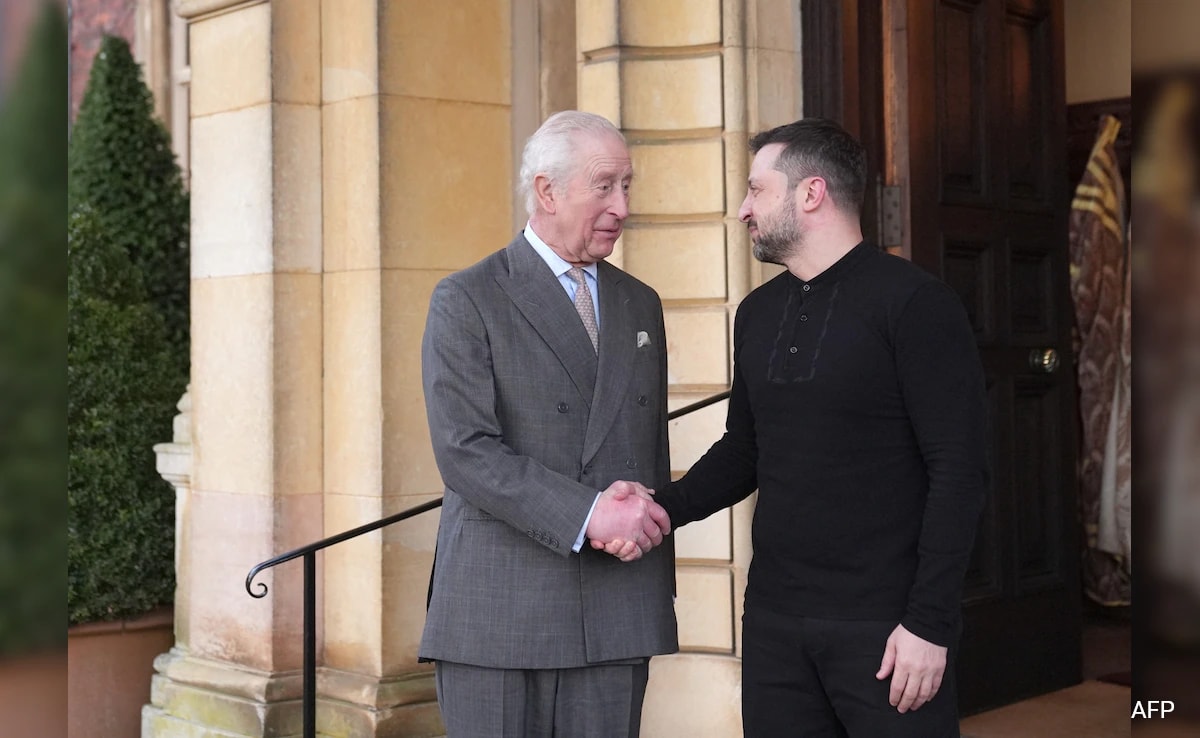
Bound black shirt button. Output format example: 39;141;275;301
637;395;648;406
557;402;569;413
789;346;798;354
626;458;638;469
802;284;811;292
799;314;808;322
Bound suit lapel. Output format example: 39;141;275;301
582;261;636;464
495;236;597;404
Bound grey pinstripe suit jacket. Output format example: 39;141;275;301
419;235;678;669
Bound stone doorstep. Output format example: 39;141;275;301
146;651;444;737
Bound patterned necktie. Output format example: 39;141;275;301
567;267;599;353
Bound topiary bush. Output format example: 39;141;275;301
68;34;189;371
68;206;181;622
67;34;189;625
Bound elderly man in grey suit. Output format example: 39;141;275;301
419;110;678;737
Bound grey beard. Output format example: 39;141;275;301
752;234;792;265
751;209;801;265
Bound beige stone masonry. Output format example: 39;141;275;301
322;95;383;273
320;0;379;102
379;96;513;271
664;308;731;387
187;2;270;117
621;55;724;130
622;223;727;301
676;567;736;651
642;653;745;735
630;138;726;215
675;507;734;561
322;269;384;500
189;107;274;278
380;271;448;499
379;0;511;105
620;0;722;47
578;58;622;125
146;1;328;735
577;0;620;54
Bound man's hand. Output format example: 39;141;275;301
585;481;671;562
875;624;947;713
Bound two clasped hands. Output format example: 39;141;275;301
583;481;669;562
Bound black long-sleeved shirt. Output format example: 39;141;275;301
660;242;989;647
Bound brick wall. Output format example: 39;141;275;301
67;0;135;120
1;1;64;97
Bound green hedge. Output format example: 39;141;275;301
0;3;68;654
67;34;189;625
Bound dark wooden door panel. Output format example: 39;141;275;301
1011;377;1067;592
1004;4;1056;210
935;0;990;205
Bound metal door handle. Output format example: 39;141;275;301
1029;348;1059;374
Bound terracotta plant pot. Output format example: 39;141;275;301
67;607;174;738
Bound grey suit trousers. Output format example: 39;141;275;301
435;660;650;738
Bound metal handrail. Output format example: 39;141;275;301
245;388;731;738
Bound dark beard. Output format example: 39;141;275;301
751;204;801;265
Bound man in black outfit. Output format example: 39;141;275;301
600;118;988;736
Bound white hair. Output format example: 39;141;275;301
518;111;626;217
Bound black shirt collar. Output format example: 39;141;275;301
786;241;875;290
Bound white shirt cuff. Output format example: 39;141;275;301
573;491;602;552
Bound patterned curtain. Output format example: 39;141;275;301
1069;115;1131;606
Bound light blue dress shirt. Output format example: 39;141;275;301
523;224;602;552
523;224;601;330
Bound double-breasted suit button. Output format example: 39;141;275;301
637;395;648;406
556;402;569;413
626;458;637;469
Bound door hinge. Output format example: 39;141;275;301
877;181;903;248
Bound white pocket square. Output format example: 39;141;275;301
636;330;651;348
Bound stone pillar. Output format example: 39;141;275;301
574;1;803;734
151;388;192;647
318;0;513;735
143;0;325;735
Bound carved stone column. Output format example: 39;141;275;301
142;0;324;733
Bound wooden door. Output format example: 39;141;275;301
905;0;1082;714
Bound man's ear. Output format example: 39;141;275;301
798;176;828;213
534;174;557;214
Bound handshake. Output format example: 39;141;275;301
585;481;672;563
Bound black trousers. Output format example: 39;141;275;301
741;603;960;738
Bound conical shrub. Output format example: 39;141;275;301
67;33;188;624
68;204;179;623
68;34;189;365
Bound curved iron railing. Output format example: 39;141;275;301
245;389;730;738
